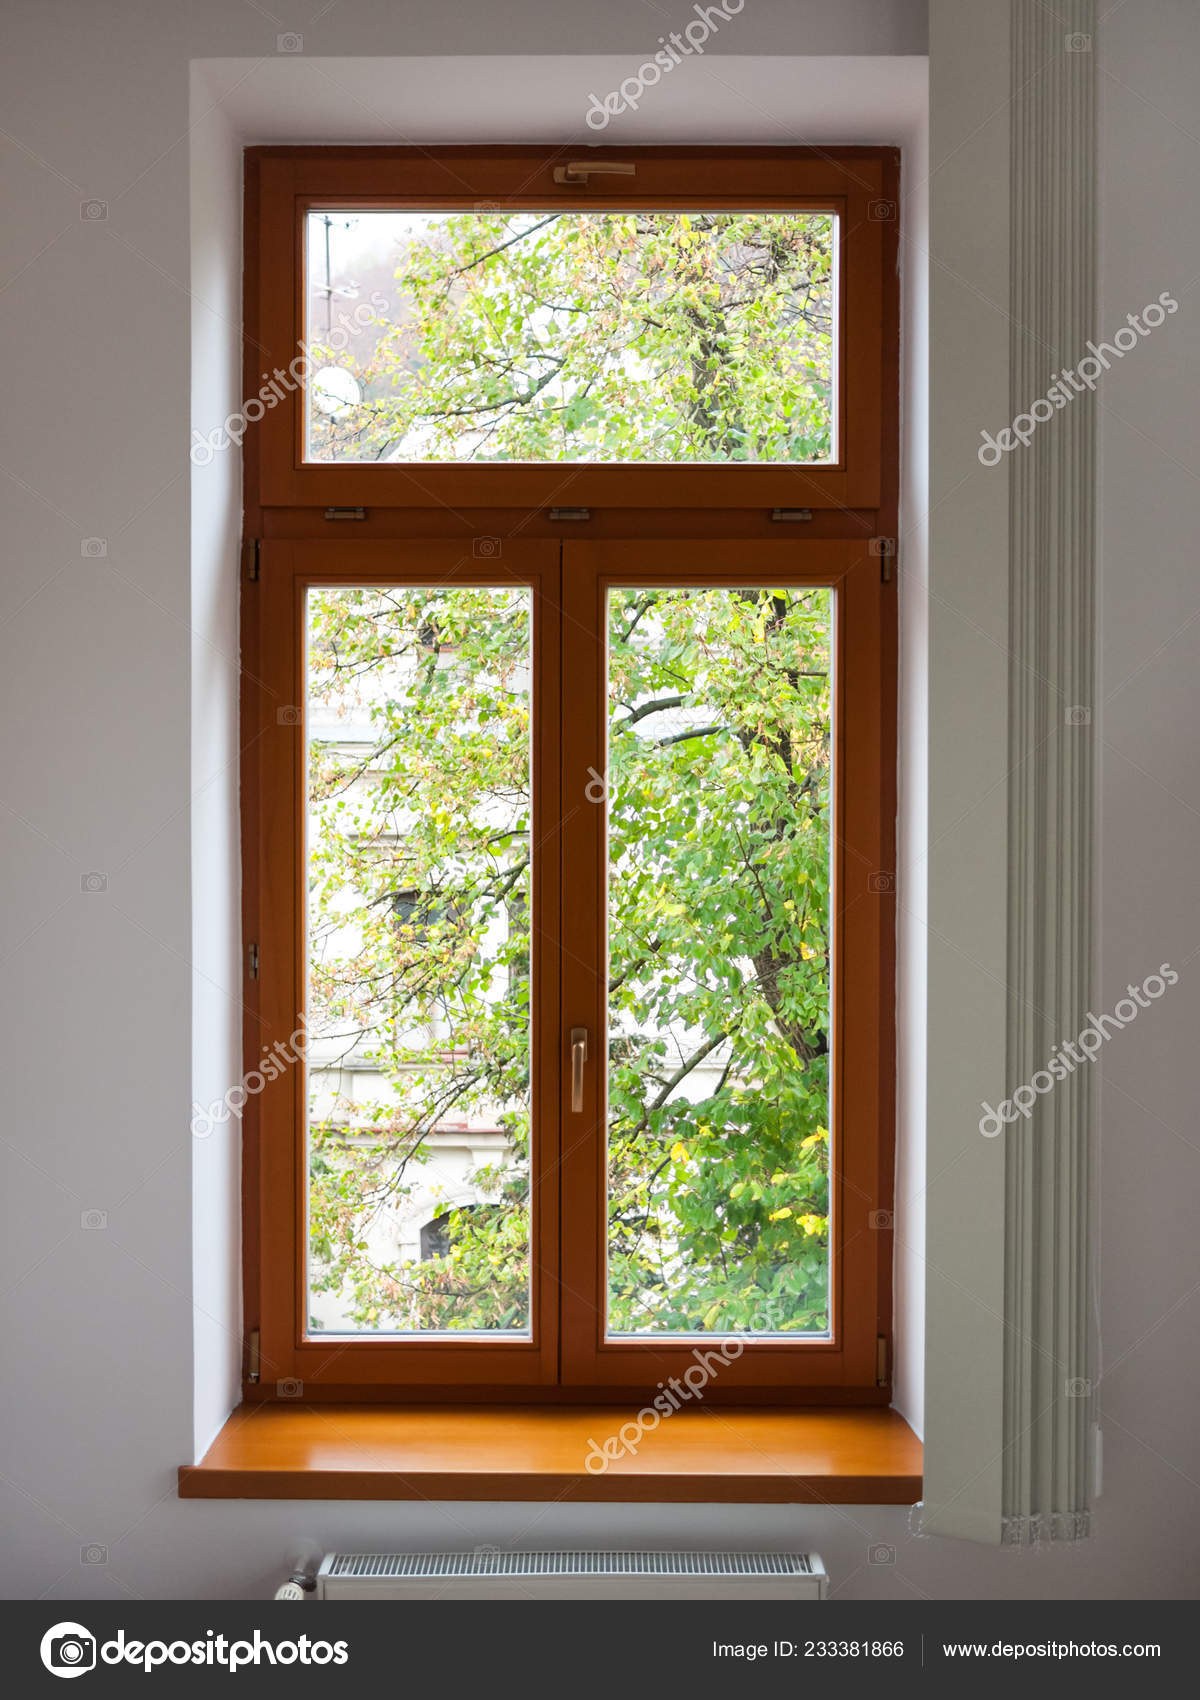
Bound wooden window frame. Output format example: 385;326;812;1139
247;544;562;1391
558;542;891;1394
241;145;899;1406
247;145;888;513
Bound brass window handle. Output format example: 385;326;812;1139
570;1027;589;1113
553;162;636;186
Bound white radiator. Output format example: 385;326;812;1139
312;1550;827;1601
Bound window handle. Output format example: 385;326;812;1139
570;1027;589;1113
553;162;636;186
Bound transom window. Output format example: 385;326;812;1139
303;209;837;466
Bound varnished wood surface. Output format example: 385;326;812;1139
179;1403;921;1503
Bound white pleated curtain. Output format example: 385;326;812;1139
921;0;1097;1544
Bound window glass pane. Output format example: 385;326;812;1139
304;210;836;466
605;586;833;1337
305;586;533;1335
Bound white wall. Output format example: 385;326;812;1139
892;67;930;1445
186;0;929;60
0;0;1197;1602
189;67;244;1461
1094;0;1200;1581
918;0;1010;1542
0;0;197;1599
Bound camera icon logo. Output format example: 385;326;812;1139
472;536;502;558
867;1542;896;1566
40;1622;96;1677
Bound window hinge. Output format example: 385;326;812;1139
770;508;813;523
324;506;367;522
246;1328;261;1384
242;537;260;581
876;1334;890;1387
248;941;259;980
873;537;897;582
549;507;591;521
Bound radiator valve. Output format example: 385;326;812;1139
274;1572;315;1601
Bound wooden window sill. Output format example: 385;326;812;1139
178;1404;922;1504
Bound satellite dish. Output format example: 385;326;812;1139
312;366;361;419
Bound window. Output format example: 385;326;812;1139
420;1207;487;1264
302;209;837;467
600;584;834;1338
242;147;898;1401
248;146;888;512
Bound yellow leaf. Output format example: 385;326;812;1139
670;1141;687;1162
800;1213;826;1237
769;1206;792;1221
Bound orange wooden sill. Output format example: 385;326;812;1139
178;1403;922;1504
